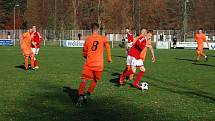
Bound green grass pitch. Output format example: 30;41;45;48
0;46;214;121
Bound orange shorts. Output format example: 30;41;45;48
197;45;203;54
81;64;103;81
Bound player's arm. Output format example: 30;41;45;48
147;44;156;63
82;40;88;59
204;35;209;47
20;35;24;48
32;40;37;48
133;36;139;44
37;32;43;43
194;34;197;42
104;41;112;63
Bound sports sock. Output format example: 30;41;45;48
79;81;87;95
88;80;97;94
34;60;39;67
133;71;144;85
24;56;29;70
123;70;134;77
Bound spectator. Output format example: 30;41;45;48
7;32;11;39
173;36;177;49
78;33;82;40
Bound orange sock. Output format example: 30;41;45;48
24;56;29;70
88;80;97;94
79;81;87;95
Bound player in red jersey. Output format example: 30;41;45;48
31;26;42;69
125;27;135;80
119;29;147;89
125;27;134;53
77;23;112;105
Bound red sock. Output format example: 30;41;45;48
133;71;144;85
34;60;39;67
78;81;87;95
88;80;97;94
123;70;134;77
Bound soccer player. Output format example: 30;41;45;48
31;25;42;69
125;27;134;53
194;28;209;64
119;29;147;89
140;30;156;63
77;23;112;105
125;27;134;80
20;28;35;70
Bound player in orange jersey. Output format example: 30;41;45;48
77;23;112;105
194;28;209;64
140;30;156;63
20;28;35;70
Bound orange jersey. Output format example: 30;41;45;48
20;32;33;55
195;33;206;46
140;39;152;61
83;33;111;71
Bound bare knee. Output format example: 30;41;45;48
140;66;145;72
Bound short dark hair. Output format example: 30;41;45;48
125;27;129;30
199;28;203;30
92;23;99;31
147;30;153;34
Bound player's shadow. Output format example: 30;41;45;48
62;86;79;104
208;55;215;58
15;64;26;70
175;58;194;62
15;64;32;70
193;63;215;67
112;55;126;58
109;72;121;87
145;76;215;103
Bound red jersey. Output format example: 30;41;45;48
128;36;146;59
127;32;134;43
31;31;42;48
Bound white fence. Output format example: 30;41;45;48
0;29;214;47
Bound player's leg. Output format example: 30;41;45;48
24;55;29;70
132;66;145;89
119;56;136;85
30;54;35;69
200;50;208;61
119;66;136;85
194;48;201;64
87;71;102;94
128;65;134;80
77;65;93;105
34;48;40;68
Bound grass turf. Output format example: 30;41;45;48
0;46;214;121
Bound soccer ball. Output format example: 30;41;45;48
140;82;149;90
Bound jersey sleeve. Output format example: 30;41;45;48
82;39;88;58
203;34;206;41
194;34;197;41
104;37;112;62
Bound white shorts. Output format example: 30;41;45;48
31;48;40;55
126;55;144;66
126;42;133;48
